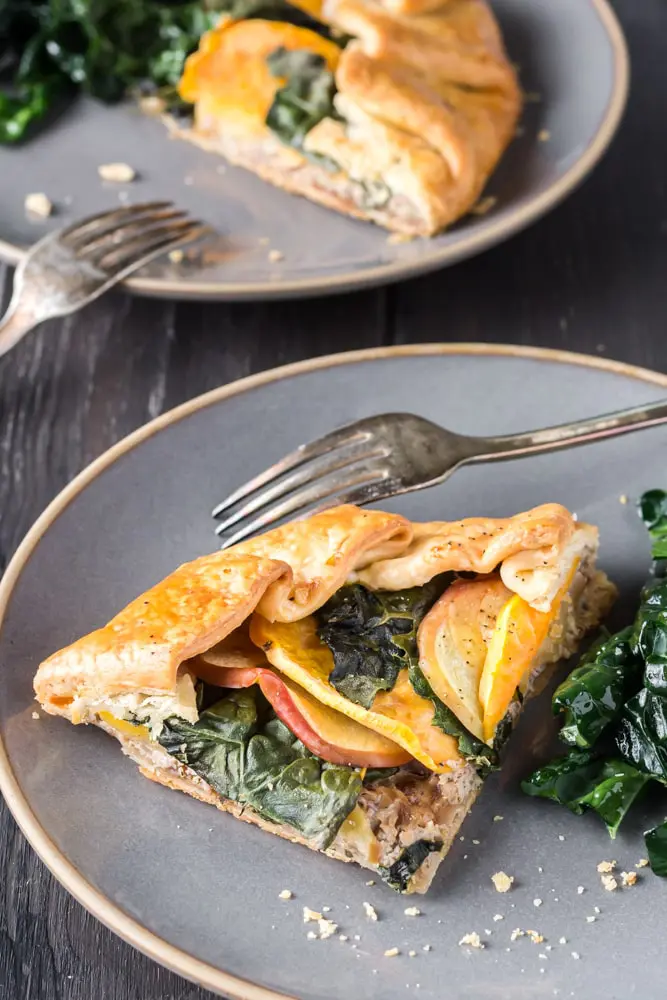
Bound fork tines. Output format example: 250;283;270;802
61;201;209;271
212;419;394;548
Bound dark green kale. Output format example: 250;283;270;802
522;751;650;838
265;47;339;153
316;575;451;708
378;839;443;893
645;820;667;876
524;488;667;859
158;687;361;849
553;628;642;748
639;489;667;561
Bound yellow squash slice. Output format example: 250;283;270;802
179;20;341;133
479;560;580;742
417;576;513;740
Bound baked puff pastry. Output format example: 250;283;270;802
34;504;615;893
173;0;522;235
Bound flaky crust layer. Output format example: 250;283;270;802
36;502;588;708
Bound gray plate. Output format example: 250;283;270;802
0;0;627;300
1;345;667;999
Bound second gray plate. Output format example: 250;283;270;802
1;344;667;1000
0;0;627;299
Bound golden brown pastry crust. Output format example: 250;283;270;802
36;502;586;709
175;0;522;236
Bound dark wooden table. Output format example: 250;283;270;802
1;1;666;997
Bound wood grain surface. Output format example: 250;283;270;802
1;1;666;997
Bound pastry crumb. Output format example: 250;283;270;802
303;907;322;923
571;951;580;961
636;858;649;868
577;886;585;895
493;914;504;922
408;950;417;958
510;929;524;942
472;839;480;845
366;880;375;886
25;192;53;218
533;899;542;908
586;916;596;923
596;860;616;873
278;889;293;900
422;944;431;952
168;248;185;264
558;835;565;841
339;934;348;942
321;906;331;913
458;932;484;949
538;129;551;142
601;874;618;892
31;711;41;720
619;494;628;505
268;249;284;262
404;906;421;917
318;918;338;940
384;947;400;958
306;931;317;940
470;195;497;216
559;937;567;945
621;871;638;887
363;901;378;921
491;871;514;893
386;232;414;244
98;162;136;183
527;930;544;945
493;815;504;822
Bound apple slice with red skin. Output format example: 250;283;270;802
194;658;411;769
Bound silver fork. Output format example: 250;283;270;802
213;402;667;547
0;202;210;358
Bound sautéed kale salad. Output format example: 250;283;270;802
0;0;225;142
523;489;667;874
0;0;342;144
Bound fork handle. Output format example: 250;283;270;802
467;400;667;462
0;300;40;359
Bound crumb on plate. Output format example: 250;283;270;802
98;162;136;183
491;872;514;893
596;860;616;873
458;932;484;949
24;193;53;218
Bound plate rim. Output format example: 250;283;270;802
1;342;665;1000
0;0;629;301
